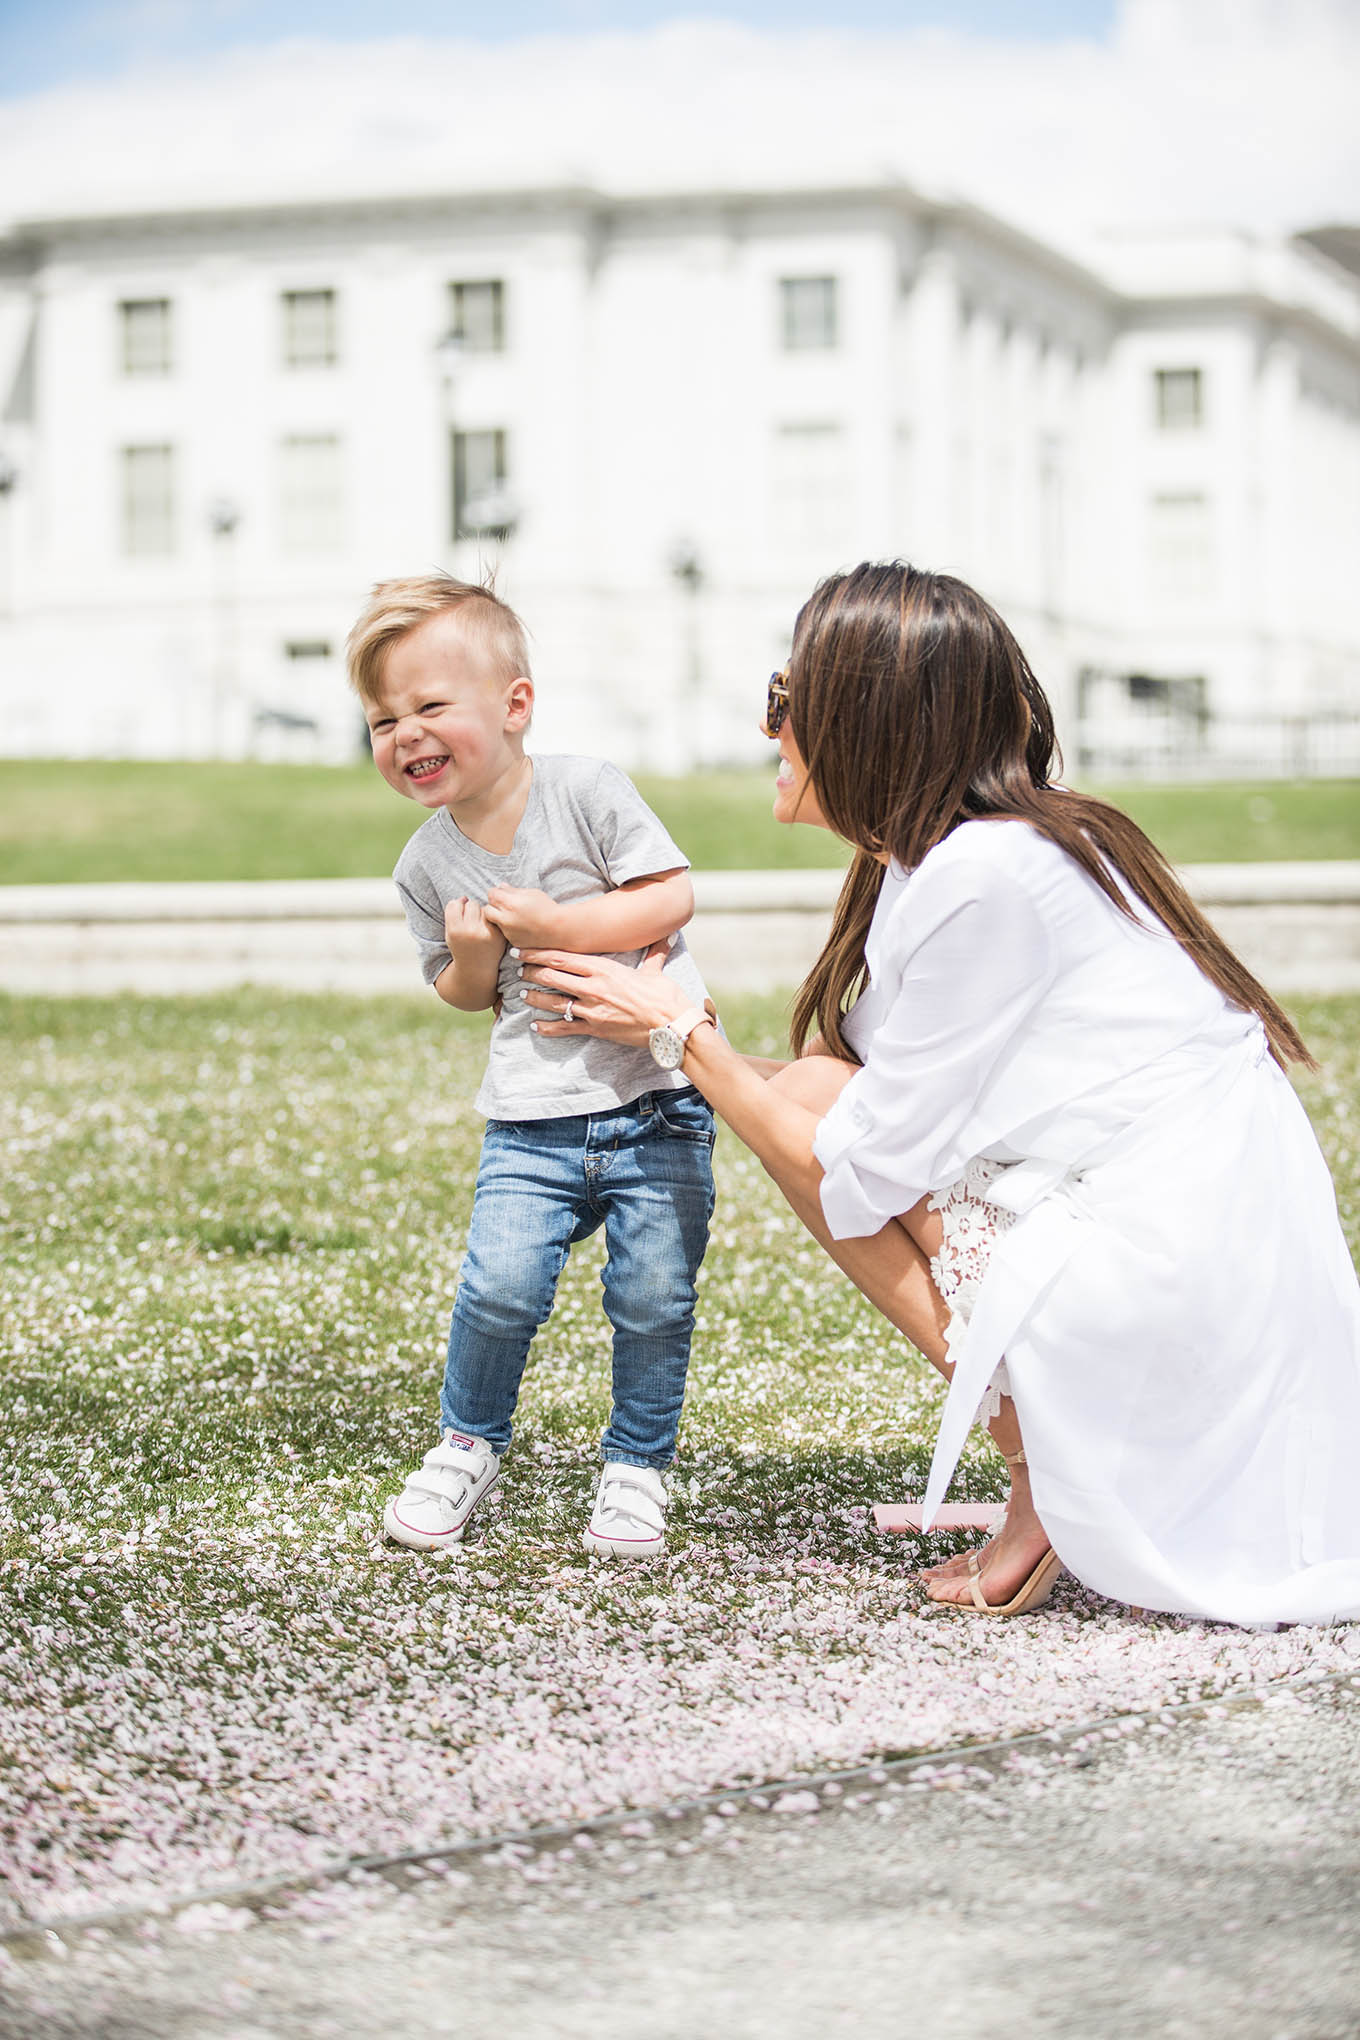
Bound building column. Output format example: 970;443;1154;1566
902;244;960;564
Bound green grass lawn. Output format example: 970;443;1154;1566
1107;780;1360;866
0;760;1356;885
0;761;849;885
2;987;1358;1927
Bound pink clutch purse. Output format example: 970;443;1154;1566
872;1502;1005;1533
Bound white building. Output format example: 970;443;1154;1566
1;177;1358;773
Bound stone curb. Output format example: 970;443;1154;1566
3;866;1359;997
2;863;1359;923
0;872;844;922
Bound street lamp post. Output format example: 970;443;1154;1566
0;452;18;621
208;496;241;757
461;482;519;548
434;330;519;569
669;539;704;771
434;330;464;557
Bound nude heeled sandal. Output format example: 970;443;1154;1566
957;1543;1063;1615
953;1446;1063;1617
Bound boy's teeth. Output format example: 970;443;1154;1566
408;759;445;778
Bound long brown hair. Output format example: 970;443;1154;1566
787;562;1312;1071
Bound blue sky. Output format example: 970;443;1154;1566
0;0;1120;95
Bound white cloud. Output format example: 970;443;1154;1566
1;0;1356;253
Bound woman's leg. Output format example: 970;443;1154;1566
757;1058;951;1363
760;1058;1052;1604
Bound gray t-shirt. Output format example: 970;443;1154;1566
393;754;710;1120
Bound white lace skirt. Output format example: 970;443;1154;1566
928;1157;1018;1425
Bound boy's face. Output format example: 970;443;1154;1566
366;611;532;813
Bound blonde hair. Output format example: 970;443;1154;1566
345;572;532;706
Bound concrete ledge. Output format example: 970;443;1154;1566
1;865;1358;997
0;870;852;924
0;876;402;924
1177;861;1360;905
2;862;1358;924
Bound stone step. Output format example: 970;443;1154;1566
1;866;1358;996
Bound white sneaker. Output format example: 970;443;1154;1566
583;1463;668;1557
382;1431;501;1550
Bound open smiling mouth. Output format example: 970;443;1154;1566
406;757;449;781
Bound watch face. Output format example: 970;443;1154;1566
649;1024;684;1070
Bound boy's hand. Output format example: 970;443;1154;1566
482;886;564;949
444;896;507;964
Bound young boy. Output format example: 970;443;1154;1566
346;573;716;1557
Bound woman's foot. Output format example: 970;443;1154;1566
915;1523;1003;1583
915;1431;1021;1582
923;1503;1052;1607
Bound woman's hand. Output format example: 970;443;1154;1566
516;940;691;1045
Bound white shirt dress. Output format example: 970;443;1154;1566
811;820;1360;1626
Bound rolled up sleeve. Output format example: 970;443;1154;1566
812;854;1055;1238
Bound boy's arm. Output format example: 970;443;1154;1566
432;897;508;1011
483;869;693;954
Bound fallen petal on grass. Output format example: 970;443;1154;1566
2;989;1358;1929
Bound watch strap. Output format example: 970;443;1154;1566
669;1005;714;1047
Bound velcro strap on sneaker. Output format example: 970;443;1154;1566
595;1473;665;1536
428;1440;486;1475
407;1440;487;1504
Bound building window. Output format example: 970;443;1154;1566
1154;366;1203;430
120;444;175;555
448;280;506;354
770;423;849;550
1127;672;1171;704
119;299;172;376
452;428;510;539
282;289;338;368
279;434;344;551
779;277;838;351
1147;491;1214;602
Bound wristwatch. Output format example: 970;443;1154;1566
648;1006;717;1071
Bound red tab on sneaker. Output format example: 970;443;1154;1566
446;1432;478;1451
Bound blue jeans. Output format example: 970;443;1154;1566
441;1088;715;1469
